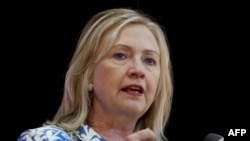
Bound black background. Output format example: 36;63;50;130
3;0;249;141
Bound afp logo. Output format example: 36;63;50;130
228;129;246;136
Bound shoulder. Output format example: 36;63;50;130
17;125;71;141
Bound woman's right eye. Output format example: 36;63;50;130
113;52;127;60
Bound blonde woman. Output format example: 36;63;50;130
18;8;173;141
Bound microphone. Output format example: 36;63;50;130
203;133;224;141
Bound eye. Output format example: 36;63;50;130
113;52;127;60
144;58;156;66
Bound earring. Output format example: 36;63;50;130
87;83;93;92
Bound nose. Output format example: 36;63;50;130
128;59;145;79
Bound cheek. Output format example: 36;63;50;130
147;71;160;96
93;65;109;90
92;62;121;95
94;65;107;80
153;72;160;84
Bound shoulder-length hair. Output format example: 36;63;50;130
46;8;173;141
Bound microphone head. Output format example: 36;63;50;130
203;133;224;141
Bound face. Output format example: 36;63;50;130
92;24;160;118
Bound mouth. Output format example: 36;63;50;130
121;84;144;96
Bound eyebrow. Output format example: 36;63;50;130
113;44;160;57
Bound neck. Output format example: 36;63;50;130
87;107;138;140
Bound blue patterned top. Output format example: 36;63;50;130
17;124;106;141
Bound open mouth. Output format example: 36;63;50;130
121;84;144;95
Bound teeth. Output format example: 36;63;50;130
130;88;138;91
128;87;142;93
130;87;140;91
128;89;139;93
121;86;143;93
130;86;139;90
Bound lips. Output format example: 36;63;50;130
121;84;144;95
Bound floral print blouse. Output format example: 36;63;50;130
17;124;106;141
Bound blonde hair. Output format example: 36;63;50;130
46;8;173;141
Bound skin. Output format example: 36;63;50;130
125;128;156;141
88;24;160;141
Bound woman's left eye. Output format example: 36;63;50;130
144;58;156;65
113;52;127;60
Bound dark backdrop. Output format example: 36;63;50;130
3;1;248;141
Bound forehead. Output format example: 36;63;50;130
114;24;159;52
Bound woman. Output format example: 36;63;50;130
17;8;173;141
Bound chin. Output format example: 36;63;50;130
120;104;147;117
